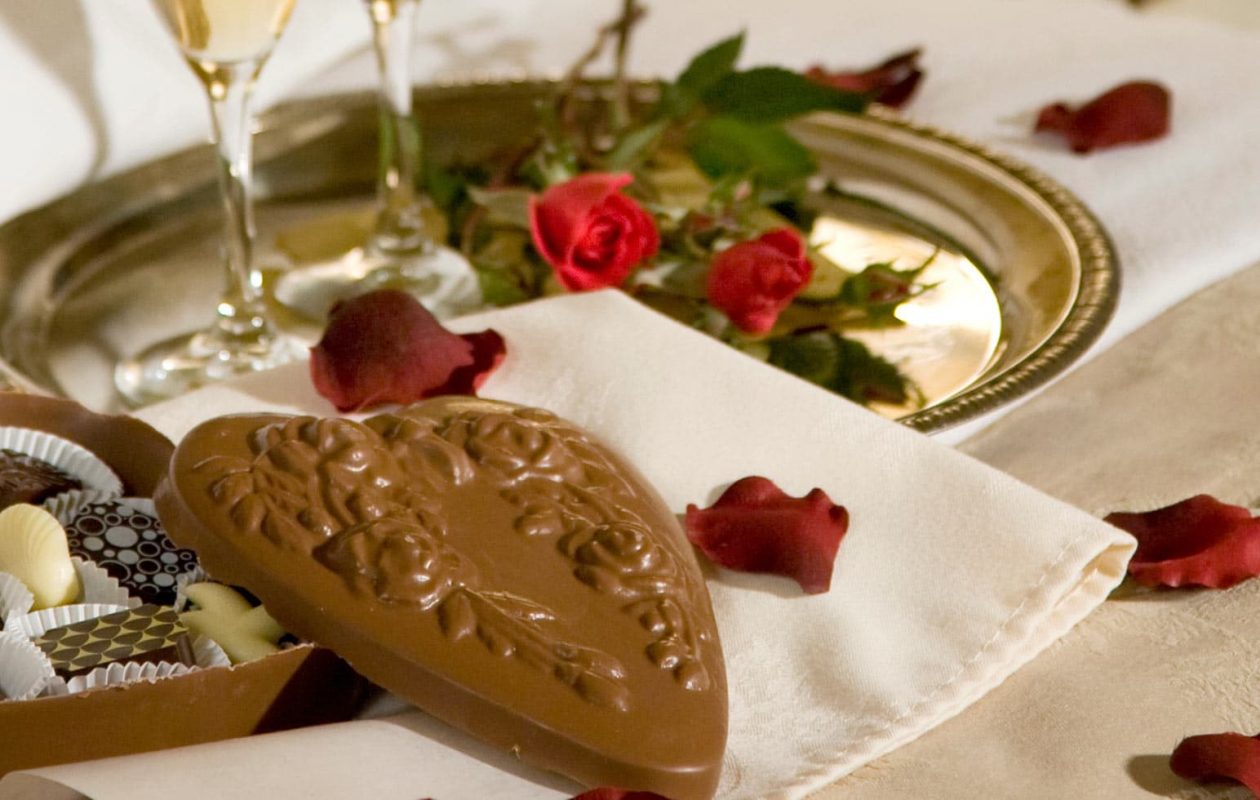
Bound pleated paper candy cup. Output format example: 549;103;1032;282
172;565;211;612
44;636;231;697
0;572;34;623
0;427;122;498
0;557;135;624
0;630;54;701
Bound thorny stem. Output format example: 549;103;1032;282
556;1;646;134
611;0;636;131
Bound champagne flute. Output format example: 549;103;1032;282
114;0;304;406
271;0;481;322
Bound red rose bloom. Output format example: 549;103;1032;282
706;228;812;334
529;173;659;292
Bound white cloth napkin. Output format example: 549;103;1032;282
8;292;1133;800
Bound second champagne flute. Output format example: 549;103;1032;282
273;0;482;321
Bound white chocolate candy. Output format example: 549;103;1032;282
180;582;284;664
0;504;80;609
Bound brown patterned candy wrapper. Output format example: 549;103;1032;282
45;492;199;606
32;604;194;680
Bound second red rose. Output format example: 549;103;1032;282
707;228;812;334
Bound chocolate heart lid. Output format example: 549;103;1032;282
154;397;728;799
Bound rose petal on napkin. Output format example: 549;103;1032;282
1034;80;1171;154
805;48;924;109
684;476;848;594
1170;732;1260;794
309;290;505;412
1104;494;1260;589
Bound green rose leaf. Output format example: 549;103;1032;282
703;67;868;123
662;32;746;119
679;32;746;94
687;116;816;187
468;186;533;229
769;330;915;405
605;117;671;171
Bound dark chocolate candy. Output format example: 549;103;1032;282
34;604;193;679
156;398;728;800
63;499;198;606
0;450;80;510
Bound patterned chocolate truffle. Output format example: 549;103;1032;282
0;450;81;509
63;499;198;605
33;604;193;679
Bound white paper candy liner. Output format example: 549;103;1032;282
43;635;231;697
0;572;33;623
0;557;136;624
6;602;128;640
0;630;53;701
0;427;122;497
172;565;211;612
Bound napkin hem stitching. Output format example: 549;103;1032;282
774;528;1098;797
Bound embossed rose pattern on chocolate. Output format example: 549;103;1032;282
158;398;727;800
195;405;717;705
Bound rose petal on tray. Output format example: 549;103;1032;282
684;476;849;594
571;790;673;800
1104;494;1260;589
309;290;506;412
1170;732;1260;794
1034;80;1171;154
805;48;924;109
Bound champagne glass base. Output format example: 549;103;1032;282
273;244;483;323
114;326;305;408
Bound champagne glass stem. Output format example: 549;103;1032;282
201;60;270;342
368;0;431;255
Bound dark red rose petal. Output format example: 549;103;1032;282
1171;732;1260;794
1105;495;1260;589
1034;80;1171;154
570;790;673;800
309;289;506;413
805;48;924;109
684;476;849;594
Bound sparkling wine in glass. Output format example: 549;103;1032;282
114;0;304;407
271;0;481;322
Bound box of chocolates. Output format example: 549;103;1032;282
0;394;366;777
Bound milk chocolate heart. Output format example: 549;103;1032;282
155;397;727;798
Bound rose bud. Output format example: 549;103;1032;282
706;228;813;334
529;173;660;292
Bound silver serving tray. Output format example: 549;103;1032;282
0;81;1116;431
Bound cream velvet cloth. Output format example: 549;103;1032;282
0;292;1132;800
